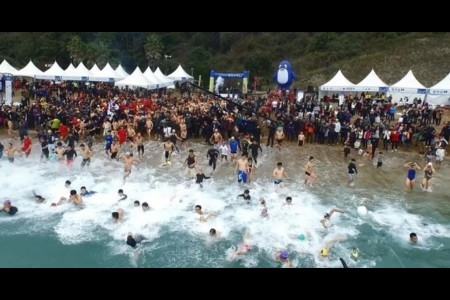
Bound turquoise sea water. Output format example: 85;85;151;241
1;139;449;268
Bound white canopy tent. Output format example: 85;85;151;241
320;70;355;91
389;70;427;103
426;72;450;106
115;64;129;79
62;63;93;81
319;70;356;100
355;69;388;92
167;65;194;82
76;62;94;78
143;67;174;88
154;67;175;86
90;64;101;75
90;62;122;82
36;61;65;80
0;59;18;75
115;67;155;89
15;60;44;78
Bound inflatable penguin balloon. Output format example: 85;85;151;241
273;60;297;90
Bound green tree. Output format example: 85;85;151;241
243;53;272;77
144;33;164;69
67;35;88;65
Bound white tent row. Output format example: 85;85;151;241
389;70;427;103
426;72;450;105
319;69;438;103
115;67;174;90
9;60;124;82
167;65;194;82
0;59;18;74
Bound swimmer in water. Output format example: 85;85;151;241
260;198;269;219
126;232;146;249
229;229;251;260
320;208;345;228
209;228;222;237
194;205;215;222
238;189;251;204
32;191;45;203
409;232;418;244
319;235;347;260
118;189;128;202
274;250;293;268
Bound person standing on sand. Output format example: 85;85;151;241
421;162;436;192
304;156;317;186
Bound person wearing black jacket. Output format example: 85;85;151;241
248;140;263;165
207;147;220;172
347;158;358;186
195;168;211;188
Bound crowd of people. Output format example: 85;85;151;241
1;82;447;267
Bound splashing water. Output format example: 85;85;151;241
1;137;450;268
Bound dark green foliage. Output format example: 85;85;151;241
1;32;450;89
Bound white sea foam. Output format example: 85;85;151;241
1;139;449;267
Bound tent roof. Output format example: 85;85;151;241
167;65;194;81
115;64;129;79
62;63;93;81
154;67;175;85
320;70;355;91
90;64;101;75
356;69;388;88
90;62;122;82
0;59;18;74
115;67;154;89
143;67;173;88
36;61;65;80
429;72;450;93
15;60;44;77
390;70;426;89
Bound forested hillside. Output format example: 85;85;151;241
1;32;450;89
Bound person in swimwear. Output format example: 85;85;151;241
404;161;421;191
304;156;317;186
273;162;288;187
421;162;436;191
247;157;254;183
229;229;251;260
320;208;345;228
274;250;293;268
236;153;249;184
319;235;347;260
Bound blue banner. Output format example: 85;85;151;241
210;70;249;79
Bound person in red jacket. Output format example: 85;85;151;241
59;123;69;140
21;135;32;158
390;130;400;152
117;127;127;145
